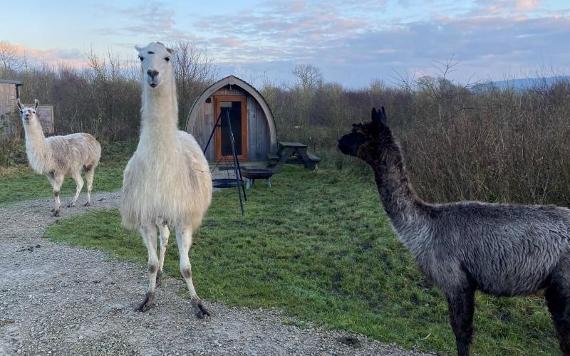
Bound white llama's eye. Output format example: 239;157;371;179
32;111;36;114
138;56;144;61
164;57;170;62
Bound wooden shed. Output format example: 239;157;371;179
0;79;22;139
185;75;277;162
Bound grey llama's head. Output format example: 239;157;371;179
337;107;395;165
16;99;39;125
135;42;174;89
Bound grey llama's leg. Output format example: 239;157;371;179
156;223;170;287
545;260;570;355
84;166;95;206
446;286;475;356
176;225;210;318
48;173;64;216
68;171;84;207
137;224;159;312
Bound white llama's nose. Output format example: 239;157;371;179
147;69;159;80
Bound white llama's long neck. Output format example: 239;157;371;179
23;119;51;174
139;74;179;154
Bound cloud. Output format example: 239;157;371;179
214;12;570;88
473;0;543;16
8;0;568;88
190;1;567;79
516;0;540;11
7;42;88;69
94;1;202;43
193;1;376;63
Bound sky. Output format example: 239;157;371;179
2;0;570;88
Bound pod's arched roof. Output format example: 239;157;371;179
185;75;276;147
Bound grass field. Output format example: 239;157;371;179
34;165;559;355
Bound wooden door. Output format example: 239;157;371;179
214;95;248;161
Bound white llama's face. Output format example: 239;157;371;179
17;100;39;124
135;42;174;89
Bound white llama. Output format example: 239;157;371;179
17;99;101;216
121;42;213;318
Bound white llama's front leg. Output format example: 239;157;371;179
68;171;84;207
156;223;170;287
84;165;95;206
176;225;210;318
137;224;159;312
48;173;64;216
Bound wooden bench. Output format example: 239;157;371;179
241;168;274;188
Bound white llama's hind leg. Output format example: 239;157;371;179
68;171;84;207
176;225;210;318
156;223;170;287
84;166;95;206
137;224;159;312
48;173;64;216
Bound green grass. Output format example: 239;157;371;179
0;142;134;205
43;166;559;355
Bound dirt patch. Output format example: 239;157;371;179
0;192;430;355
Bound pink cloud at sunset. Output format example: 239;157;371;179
3;42;89;69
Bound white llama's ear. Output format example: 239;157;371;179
16;98;23;111
166;47;174;54
34;99;39;109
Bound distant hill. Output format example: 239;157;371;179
473;76;570;91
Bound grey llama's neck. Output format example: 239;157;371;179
369;142;427;245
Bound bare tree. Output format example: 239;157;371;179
293;64;322;91
172;41;216;126
0;41;23;75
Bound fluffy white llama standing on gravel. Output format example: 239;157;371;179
18;99;101;216
121;42;213;318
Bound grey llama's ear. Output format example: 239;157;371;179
380;106;387;124
34;99;39;110
16;98;23;111
371;106;387;126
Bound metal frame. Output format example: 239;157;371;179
204;109;247;215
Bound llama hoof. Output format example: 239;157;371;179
155;271;163;288
84;202;91;207
52;209;60;217
67;202;75;208
136;292;155;312
192;300;211;319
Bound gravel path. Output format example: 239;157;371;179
0;192;430;355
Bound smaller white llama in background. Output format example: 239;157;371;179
17;99;101;216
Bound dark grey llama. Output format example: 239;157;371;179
337;107;570;356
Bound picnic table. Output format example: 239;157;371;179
268;141;321;170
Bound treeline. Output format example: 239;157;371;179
262;65;570;205
2;41;570;205
2;41;215;141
